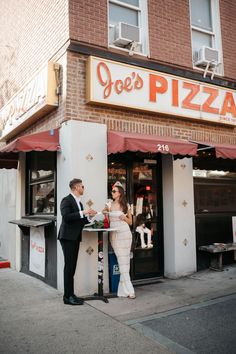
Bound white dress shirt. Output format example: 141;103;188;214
71;193;84;218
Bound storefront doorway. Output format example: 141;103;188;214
193;153;236;270
108;152;164;281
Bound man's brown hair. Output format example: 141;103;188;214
69;178;82;190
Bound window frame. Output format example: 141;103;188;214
189;0;223;76
108;0;149;57
194;177;236;214
26;151;57;216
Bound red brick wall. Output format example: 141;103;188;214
69;0;107;48
1;0;235;113
0;0;69;108
69;0;193;68
1;1;235;144
220;0;236;79
68;0;236;80
148;0;193;68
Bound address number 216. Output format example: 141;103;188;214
157;144;170;152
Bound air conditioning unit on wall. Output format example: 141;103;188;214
195;46;219;67
113;22;140;47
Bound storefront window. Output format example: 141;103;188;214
26;152;56;215
108;162;126;193
194;169;236;213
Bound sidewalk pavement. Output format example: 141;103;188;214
88;264;236;323
0;265;235;354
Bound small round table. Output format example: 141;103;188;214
83;227;117;303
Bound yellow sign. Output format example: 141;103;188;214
0;62;59;141
87;56;236;126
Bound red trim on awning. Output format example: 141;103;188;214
214;143;236;159
0;129;60;153
0;129;60;169
193;140;236;160
108;131;197;156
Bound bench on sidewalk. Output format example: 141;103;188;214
199;243;236;271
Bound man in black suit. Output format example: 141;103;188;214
58;178;96;305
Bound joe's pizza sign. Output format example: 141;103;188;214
86;56;236;126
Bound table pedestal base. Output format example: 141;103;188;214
209;253;223;271
83;293;117;303
83;228;118;304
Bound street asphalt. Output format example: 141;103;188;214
128;294;236;354
0;264;236;354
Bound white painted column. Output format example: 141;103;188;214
15;153;26;271
57;120;108;296
0;168;17;268
162;155;196;278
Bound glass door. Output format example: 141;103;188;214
131;159;163;279
108;153;163;281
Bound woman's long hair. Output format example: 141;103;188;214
116;186;128;214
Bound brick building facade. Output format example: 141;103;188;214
0;1;235;293
1;0;236;142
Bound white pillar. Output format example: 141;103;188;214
0;168;17;268
57;120;108;296
15;153;26;271
162;155;196;278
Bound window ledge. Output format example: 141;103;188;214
23;215;56;221
9;217;54;228
108;44;148;58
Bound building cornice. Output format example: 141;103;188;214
68;40;236;91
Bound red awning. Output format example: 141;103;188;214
0;129;60;169
214;143;236;159
193;140;236;160
0;128;60;153
108;131;197;156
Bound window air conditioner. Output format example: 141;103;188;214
113;22;140;47
195;46;219;67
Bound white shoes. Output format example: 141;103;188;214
141;244;153;249
147;244;153;248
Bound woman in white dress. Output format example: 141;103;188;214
104;182;135;299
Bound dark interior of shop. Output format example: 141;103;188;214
194;149;236;269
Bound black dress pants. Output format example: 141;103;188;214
60;238;80;298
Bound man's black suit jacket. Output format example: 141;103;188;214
58;194;88;241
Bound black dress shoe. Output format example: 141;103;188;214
63;296;84;305
72;294;84;303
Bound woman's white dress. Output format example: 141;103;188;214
109;209;135;297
